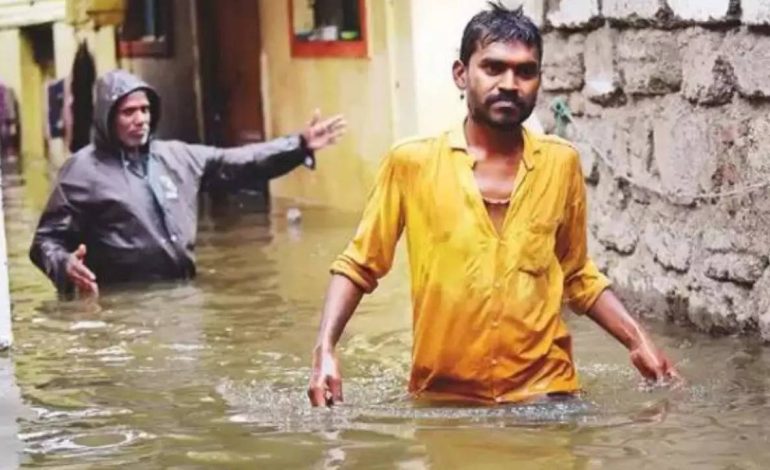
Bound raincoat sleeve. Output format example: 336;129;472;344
29;169;84;293
555;150;611;315
186;134;314;186
329;150;405;293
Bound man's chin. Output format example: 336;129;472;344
486;119;523;131
128;136;149;147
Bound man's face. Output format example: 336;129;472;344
114;91;151;149
453;40;541;131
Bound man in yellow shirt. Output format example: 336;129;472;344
308;3;680;406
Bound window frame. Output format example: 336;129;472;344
288;0;368;59
117;0;173;58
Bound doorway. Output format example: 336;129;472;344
196;0;269;211
196;0;265;147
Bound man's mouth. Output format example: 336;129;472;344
490;100;519;112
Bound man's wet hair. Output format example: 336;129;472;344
459;1;543;65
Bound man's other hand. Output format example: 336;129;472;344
66;244;99;296
630;339;682;385
307;346;343;407
302;109;347;152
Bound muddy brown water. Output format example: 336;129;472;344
2;161;769;469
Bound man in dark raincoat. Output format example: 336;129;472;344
30;70;346;295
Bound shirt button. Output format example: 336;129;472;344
491;358;498;365
170;235;178;242
494;282;502;289
492;320;500;328
495;396;503;403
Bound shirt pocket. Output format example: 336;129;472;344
518;220;557;276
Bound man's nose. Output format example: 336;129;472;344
498;69;519;91
135;110;150;125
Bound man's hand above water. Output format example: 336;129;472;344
307;346;343;407
587;289;683;386
66;244;99;296
301;109;347;152
629;336;682;384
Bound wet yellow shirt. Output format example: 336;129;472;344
330;126;611;404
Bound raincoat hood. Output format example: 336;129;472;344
93;69;161;151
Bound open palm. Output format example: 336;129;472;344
302;109;347;151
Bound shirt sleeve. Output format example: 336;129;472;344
330;150;405;293
28;161;83;294
183;134;313;186
555;150;611;314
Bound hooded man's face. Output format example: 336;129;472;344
114;91;151;149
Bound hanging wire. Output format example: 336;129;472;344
550;97;770;206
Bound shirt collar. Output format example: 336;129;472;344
448;122;540;171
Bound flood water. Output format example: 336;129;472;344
2;159;770;469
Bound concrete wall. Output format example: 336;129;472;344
533;0;770;340
119;0;201;143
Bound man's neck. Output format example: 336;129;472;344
122;146;145;160
464;117;524;162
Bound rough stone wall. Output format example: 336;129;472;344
527;0;770;340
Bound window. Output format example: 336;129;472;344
118;0;172;58
289;0;368;58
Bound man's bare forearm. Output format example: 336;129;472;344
586;289;648;350
314;274;365;351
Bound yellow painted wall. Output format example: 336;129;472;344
258;0;397;211
19;29;47;160
88;25;118;76
18;26;56;212
64;23;119;78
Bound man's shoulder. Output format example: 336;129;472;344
386;131;450;167
60;145;98;174
389;133;440;153
150;139;186;152
149;139;201;163
533;132;579;154
532;132;582;171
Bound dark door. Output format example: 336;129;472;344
197;0;265;147
197;0;269;211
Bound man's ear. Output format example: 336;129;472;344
452;59;467;91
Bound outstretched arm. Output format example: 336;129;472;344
192;110;347;185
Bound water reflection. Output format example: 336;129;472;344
2;162;770;468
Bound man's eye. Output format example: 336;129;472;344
516;64;539;78
483;63;504;74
